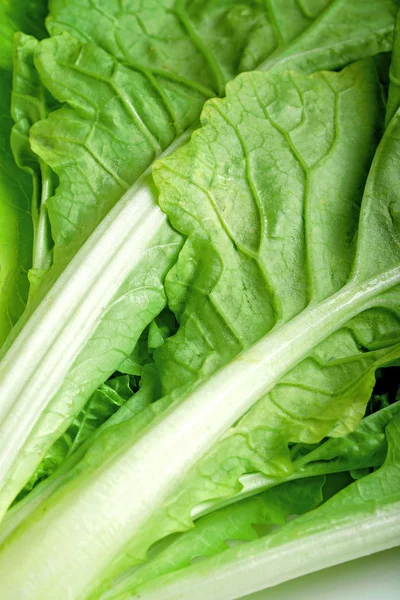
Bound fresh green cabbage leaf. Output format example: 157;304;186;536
1;0;396;516
125;412;400;600
97;400;400;598
0;0;49;345
1;57;400;598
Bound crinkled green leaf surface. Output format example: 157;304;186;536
217;399;400;510
11;309;177;501
0;2;400;597
12;34;48;179
100;59;400;586
0;0;273;509
20;0;396;290
154;61;386;391
127;61;400;557
46;0;398;79
0;206;182;515
260;0;398;74
0;0;267;511
31;0;397;272
0;364;166;547
32;0;278;273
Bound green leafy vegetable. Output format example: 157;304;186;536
1;0;396;519
1;56;400;599
126;412;400;600
98;400;400;598
0;0;48;345
14;309;177;500
11;32;56;296
0;0;48;71
30;0;397;276
261;0;397;74
15;375;134;500
0;68;32;347
387;11;400;124
31;0;282;278
195;399;400;515
1;3;400;600
154;61;385;392
108;477;326;599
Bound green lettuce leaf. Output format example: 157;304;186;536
29;0;397;277
154;59;387;390
0;361;167;548
195;399;400;515
107;476;326;599
0;0;49;345
0;69;32;347
0;0;281;508
15;375;134;500
125;412;400;600
31;0;280;277
0;5;399;598
261;0;398;74
115;62;399;561
16;308;177;498
387;11;400;125
98;399;400;598
11;32;56;297
46;0;398;78
0;0;47;71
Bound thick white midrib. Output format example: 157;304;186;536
0;192;168;497
0;128;196;500
1;269;399;599
134;504;400;600
0;127;193;421
0;178;161;415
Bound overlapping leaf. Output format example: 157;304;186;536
0;71;32;346
1;0;396;504
114;58;400;578
0;0;49;346
99;399;400;598
127;413;400;600
11;33;56;296
30;0;398;272
0;3;400;598
108;476;326;598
